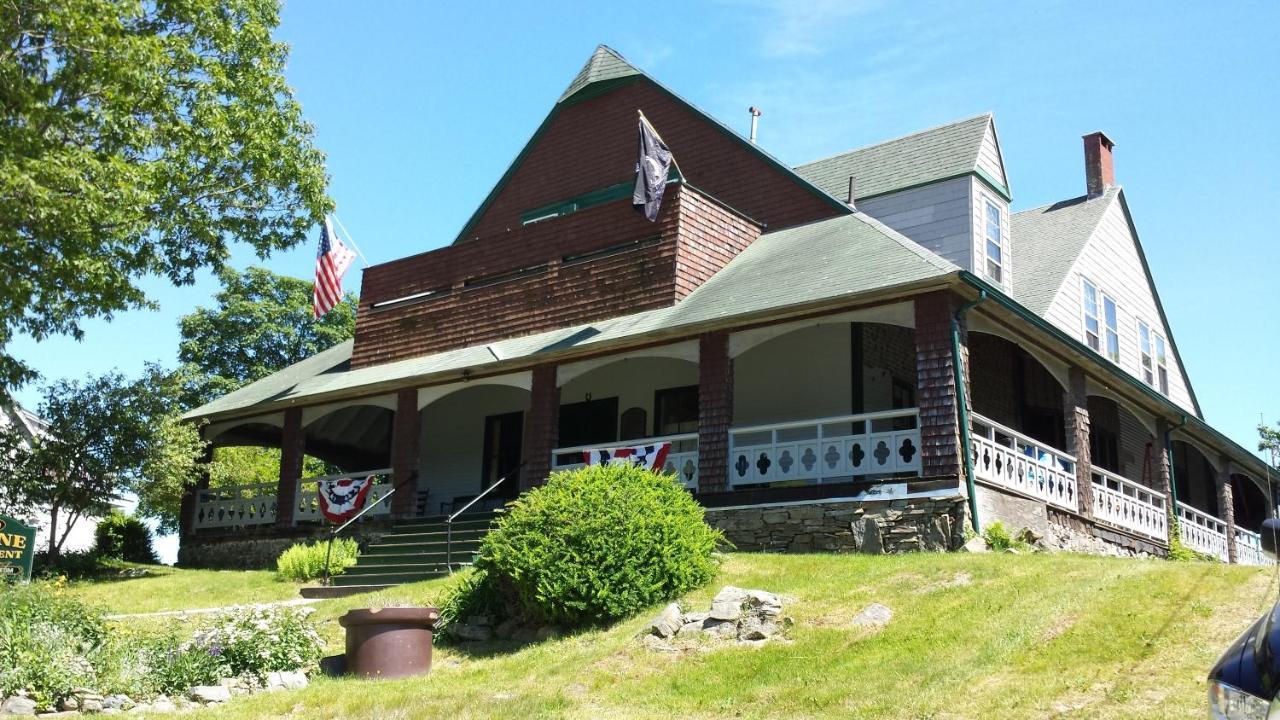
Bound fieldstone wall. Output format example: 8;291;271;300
178;526;388;570
705;496;969;554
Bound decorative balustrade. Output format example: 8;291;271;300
551;434;700;488
194;482;279;529
1090;468;1167;540
193;469;393;530
1176;502;1230;561
1235;528;1269;566
969;414;1077;511
295;470;394;523
728;409;920;487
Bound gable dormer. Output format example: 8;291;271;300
794;113;1012;289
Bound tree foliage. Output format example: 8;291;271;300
1261;420;1280;469
0;0;331;388
177;266;356;407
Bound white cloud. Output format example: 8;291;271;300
719;0;884;58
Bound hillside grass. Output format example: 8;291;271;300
64;564;299;615
140;551;1276;720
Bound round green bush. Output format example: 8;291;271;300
93;510;158;564
276;537;359;582
475;463;723;626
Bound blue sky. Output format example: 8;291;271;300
10;0;1279;458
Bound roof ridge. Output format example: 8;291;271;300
1012;186;1119;216
795;112;993;170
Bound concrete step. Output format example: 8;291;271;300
362;539;481;556
355;551;477;567
332;567;465;586
375;529;488;545
389;518;495;534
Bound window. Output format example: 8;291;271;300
984;200;1003;283
654;386;699;435
1138;321;1154;385
1138;320;1170;393
1155;335;1169;394
1082;278;1119;363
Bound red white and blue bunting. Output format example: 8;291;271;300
317;477;374;523
582;442;671;472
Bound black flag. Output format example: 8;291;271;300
633;115;673;221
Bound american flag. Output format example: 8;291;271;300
313;216;356;319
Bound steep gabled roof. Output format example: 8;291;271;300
1010;188;1117;314
451;44;850;244
186;214;956;422
795;114;1007;202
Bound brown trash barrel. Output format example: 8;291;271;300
339;607;440;679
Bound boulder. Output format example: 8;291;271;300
738;617;780;641
150;697;176;714
57;698;78;712
277;670;308;690
858;518;883;554
649;603;684;639
851;603;893;628
745;590;784;618
961;536;988;553
188;686;231;704
701;618;738;638
493;617;521;641
0;697;36;716
709;586;749;621
451;622;494;642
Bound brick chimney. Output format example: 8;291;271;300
1083;131;1116;198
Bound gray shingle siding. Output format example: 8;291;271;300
858;176;973;270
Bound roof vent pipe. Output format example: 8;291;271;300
846;176;857;211
748;106;762;143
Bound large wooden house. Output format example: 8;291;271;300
180;46;1274;580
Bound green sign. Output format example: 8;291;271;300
0;515;36;582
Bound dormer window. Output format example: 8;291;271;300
983;200;1003;283
1082;278;1120;363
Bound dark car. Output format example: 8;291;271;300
1208;519;1280;719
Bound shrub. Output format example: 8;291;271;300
0;583;107;709
33;550;107;580
186;605;324;680
474;464;723;627
981;521;1032;552
276;537;359;582
93;511;159;564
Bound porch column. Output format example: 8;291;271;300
1064;367;1093;519
697;330;733;494
1155;418;1176;537
913;291;968;481
521;363;559;491
276;407;304;528
178;444;213;538
1217;456;1238;563
390;388;420;519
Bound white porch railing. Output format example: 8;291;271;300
1176;502;1230;561
551;434;700;488
728;409;920;487
969;414;1077;511
296;470;394;523
194;482;279;529
1090;467;1167;541
1235;528;1269;566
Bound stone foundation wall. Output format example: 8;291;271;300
178;525;389;570
705;496;969;554
976;482;1166;559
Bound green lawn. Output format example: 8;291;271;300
134;551;1275;720
65;564;301;615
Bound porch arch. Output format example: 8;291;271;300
1086;395;1158;487
1232;472;1270;533
417;371;532;410
968;331;1067;450
418;383;532;514
1172;439;1219;516
302;403;395;470
559;355;699;442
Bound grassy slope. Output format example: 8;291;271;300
89;553;1274;719
65;565;300;615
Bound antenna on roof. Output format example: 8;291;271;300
846;176;857;211
748;106;762;143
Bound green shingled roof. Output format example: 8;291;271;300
185;213;956;422
795;114;1000;201
1010;188;1117;314
559;45;641;103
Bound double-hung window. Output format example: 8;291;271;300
984;201;1003;284
1138;321;1171;393
1082;278;1120;363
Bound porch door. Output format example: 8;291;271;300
481;411;523;500
558;397;619;448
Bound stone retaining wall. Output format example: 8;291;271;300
178;525;388;570
705;495;970;554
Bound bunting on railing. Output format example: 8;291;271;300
582;442;670;472
317;477;374;523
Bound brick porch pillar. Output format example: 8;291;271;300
1064;367;1094;519
521;364;559;491
1155;418;1177;537
913;291;969;481
179;444;214;538
390;388;421;519
697;331;733;494
276;407;304;527
1217;456;1237;563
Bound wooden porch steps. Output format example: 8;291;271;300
328;509;500;590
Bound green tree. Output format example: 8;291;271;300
1261;420;1280;469
177;266;356;407
0;0;331;389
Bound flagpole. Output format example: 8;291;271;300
638;110;684;182
331;214;371;268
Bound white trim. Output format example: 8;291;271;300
204;412;286;442
417;371;533;410
301;395;397;427
555;341;699;386
727;302;914;358
702;490;963;514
